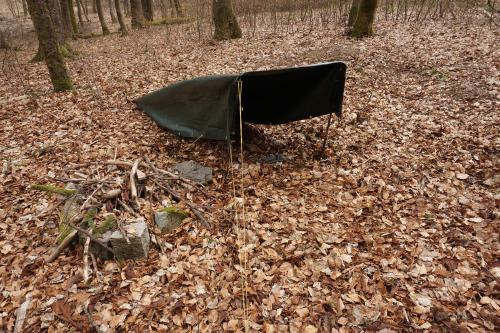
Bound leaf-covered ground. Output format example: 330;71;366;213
0;13;499;332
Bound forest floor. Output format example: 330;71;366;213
0;12;499;333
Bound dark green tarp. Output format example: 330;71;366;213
135;62;346;140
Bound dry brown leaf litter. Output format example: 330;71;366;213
0;13;499;333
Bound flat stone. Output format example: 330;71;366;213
109;218;150;260
154;208;188;233
171;160;212;185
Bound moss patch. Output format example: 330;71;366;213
31;184;76;197
159;206;189;217
94;214;117;237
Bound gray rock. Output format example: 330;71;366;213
171;160;212;185
89;231;114;260
154;208;188;233
109;218;150;260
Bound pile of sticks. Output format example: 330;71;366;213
33;157;212;278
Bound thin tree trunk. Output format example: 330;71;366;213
123;0;130;16
22;0;28;16
130;0;145;27
348;0;361;26
26;0;73;91
173;0;182;17
108;0;117;22
92;0;96;13
76;0;84;25
349;0;378;38
79;0;90;21
68;0;79;33
60;0;74;37
212;0;241;40
141;0;154;21
0;30;10;49
114;0;128;34
83;0;89;16
96;0;110;34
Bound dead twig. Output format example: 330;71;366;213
117;198;140;217
65;214;116;256
130;159;141;205
83;234;91;284
153;179;211;229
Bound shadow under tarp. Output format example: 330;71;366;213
135;62;347;140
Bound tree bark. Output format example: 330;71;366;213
123;0;130;16
348;0;360;26
212;0;241;40
108;0;117;22
141;0;153;21
92;0;96;13
0;30;10;49
26;0;74;92
349;0;378;38
76;0;84;25
115;0;128;34
95;0;110;35
68;0;79;33
59;0;74;37
130;0;145;28
22;0;29;16
172;0;182;17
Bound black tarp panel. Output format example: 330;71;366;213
135;62;346;140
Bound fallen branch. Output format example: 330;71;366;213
47;229;78;263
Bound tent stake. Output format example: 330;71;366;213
319;113;334;158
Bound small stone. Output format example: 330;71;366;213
109;218;150;260
136;169;147;182
171;160;212;185
456;173;469;180
154;208;188;233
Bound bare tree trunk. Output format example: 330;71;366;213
22;0;29;16
108;0;117;22
123;0;130;16
60;0;75;37
92;0;96;13
0;30;10;49
349;0;378;38
114;0;128;34
141;0;154;21
348;0;361;26
96;0;110;34
76;0;84;25
26;0;73;91
130;0;145;27
68;0;79;33
212;0;241;40
83;0;89;16
173;0;182;17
